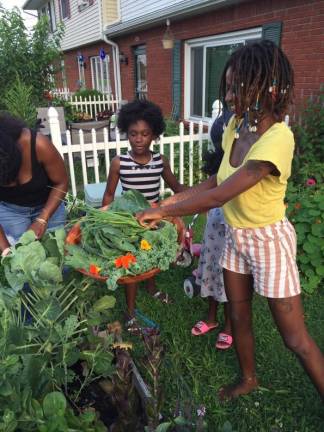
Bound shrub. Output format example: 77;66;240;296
0;9;63;107
3;77;37;127
164;117;180;137
73;88;104;100
286;178;324;294
292;88;324;170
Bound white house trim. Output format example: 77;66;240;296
184;27;262;123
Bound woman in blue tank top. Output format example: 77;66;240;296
0;113;68;246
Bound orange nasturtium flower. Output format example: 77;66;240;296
140;239;152;251
114;253;137;269
89;264;101;275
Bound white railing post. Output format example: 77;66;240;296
159;136;165;194
189;122;194;187
198;121;203;181
66;130;77;197
48;107;63;156
92;129;100;183
179;122;184;185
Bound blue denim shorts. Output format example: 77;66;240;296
0;201;66;244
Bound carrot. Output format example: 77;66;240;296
66;223;81;245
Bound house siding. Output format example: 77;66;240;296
55;0;102;51
114;0;324;119
102;0;120;25
120;0;190;22
60;0;323;121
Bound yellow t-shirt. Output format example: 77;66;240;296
217;116;295;228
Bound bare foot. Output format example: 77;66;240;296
219;376;259;401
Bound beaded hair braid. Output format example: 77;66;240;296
219;40;294;129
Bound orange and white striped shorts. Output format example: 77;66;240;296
219;219;301;298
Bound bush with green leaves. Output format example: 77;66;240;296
2;77;37;127
0;7;63;108
73;89;104;100
0;229;117;430
292;87;324;172
286;179;324;294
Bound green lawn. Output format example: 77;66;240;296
110;215;324;432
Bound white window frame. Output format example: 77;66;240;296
184;27;262;123
48;0;57;32
39;1;56;32
90;56;111;94
59;0;70;20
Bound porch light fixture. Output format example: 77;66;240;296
78;53;86;68
119;52;128;65
162;19;174;49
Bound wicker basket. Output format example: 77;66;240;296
65;216;184;285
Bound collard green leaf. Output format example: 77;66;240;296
92;295;116;312
18;230;37;245
42;391;66;418
38;261;63;284
109;189;150;213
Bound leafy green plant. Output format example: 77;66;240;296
164;118;180;137
74;89;104;100
2;77;37;127
0;227;118;428
0;9;63;107
292;88;324;169
286;181;324;294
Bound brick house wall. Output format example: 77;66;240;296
61;0;324;118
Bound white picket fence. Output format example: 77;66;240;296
48;107;209;197
52;87;73;100
52;88;122;118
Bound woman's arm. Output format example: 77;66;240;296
161;174;217;206
137;160;274;226
161;155;187;193
29;133;68;238
0;225;10;255
102;157;120;207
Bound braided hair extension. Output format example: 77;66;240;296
0;113;26;186
219;40;294;124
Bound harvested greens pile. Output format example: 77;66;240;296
65;190;179;289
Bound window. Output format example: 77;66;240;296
77;0;94;12
39;1;56;32
59;0;70;20
134;45;147;100
184;28;262;121
90;56;111;94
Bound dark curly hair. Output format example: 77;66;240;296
219;40;294;122
117;99;165;136
0;112;26;186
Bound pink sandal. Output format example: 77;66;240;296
215;332;233;350
191;320;219;336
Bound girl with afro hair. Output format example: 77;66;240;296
102;99;187;330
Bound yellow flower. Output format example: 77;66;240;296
140;239;152;250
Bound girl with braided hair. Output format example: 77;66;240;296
0;113;68;243
137;40;324;400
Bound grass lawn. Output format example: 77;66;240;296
109;214;324;432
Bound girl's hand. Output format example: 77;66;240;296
100;205;109;211
28;220;47;239
136;207;164;228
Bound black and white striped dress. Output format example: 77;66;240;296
119;152;164;203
